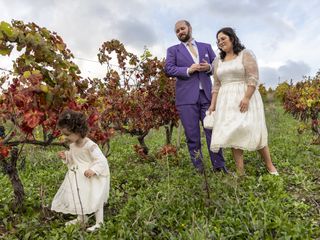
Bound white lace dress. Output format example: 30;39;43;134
210;49;268;152
51;138;110;215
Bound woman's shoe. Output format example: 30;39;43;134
87;223;102;232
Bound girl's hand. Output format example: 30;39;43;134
58;151;66;159
84;169;96;178
239;97;250;112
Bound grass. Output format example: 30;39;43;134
0;100;319;239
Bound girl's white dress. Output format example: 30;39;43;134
51;138;110;215
210;49;268;152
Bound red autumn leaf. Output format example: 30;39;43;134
88;112;99;126
13;93;28;108
52;129;60;137
28;73;43;85
23;110;44;129
68;101;81;111
0;146;10;158
19;123;33;134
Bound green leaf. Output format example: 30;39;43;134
45;91;53;105
24;55;35;66
40;28;51;39
0;21;14;38
23;232;31;240
23;71;31;78
56;43;65;51
0;45;13;56
32;70;41;75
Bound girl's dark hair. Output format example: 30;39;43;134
216;27;245;60
57;110;88;138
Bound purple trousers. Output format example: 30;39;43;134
176;90;225;170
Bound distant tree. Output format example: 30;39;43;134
97;40;179;156
282;72;320;144
258;83;267;100
275;81;291;100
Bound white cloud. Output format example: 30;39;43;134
1;0;319;87
260;60;311;88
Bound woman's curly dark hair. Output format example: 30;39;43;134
216;27;245;60
57;110;89;138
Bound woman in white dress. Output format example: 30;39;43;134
51;110;110;232
208;27;278;176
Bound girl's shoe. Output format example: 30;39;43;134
65;216;88;226
87;223;102;232
268;170;279;176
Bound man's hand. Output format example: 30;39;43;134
188;60;211;74
84;169;96;178
188;63;200;74
199;59;211;72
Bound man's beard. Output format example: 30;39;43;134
178;29;191;42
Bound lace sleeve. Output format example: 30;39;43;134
211;57;221;93
242;49;259;86
88;143;110;177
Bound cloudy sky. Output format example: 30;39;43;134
1;0;319;88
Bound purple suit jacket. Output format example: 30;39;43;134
165;41;216;106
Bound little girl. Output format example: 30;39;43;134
51;110;110;232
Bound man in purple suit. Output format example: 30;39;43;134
165;20;227;173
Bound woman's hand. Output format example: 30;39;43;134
239;97;250;112
84;169;96;178
208;104;215;114
58;151;66;159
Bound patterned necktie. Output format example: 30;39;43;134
187;42;198;58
